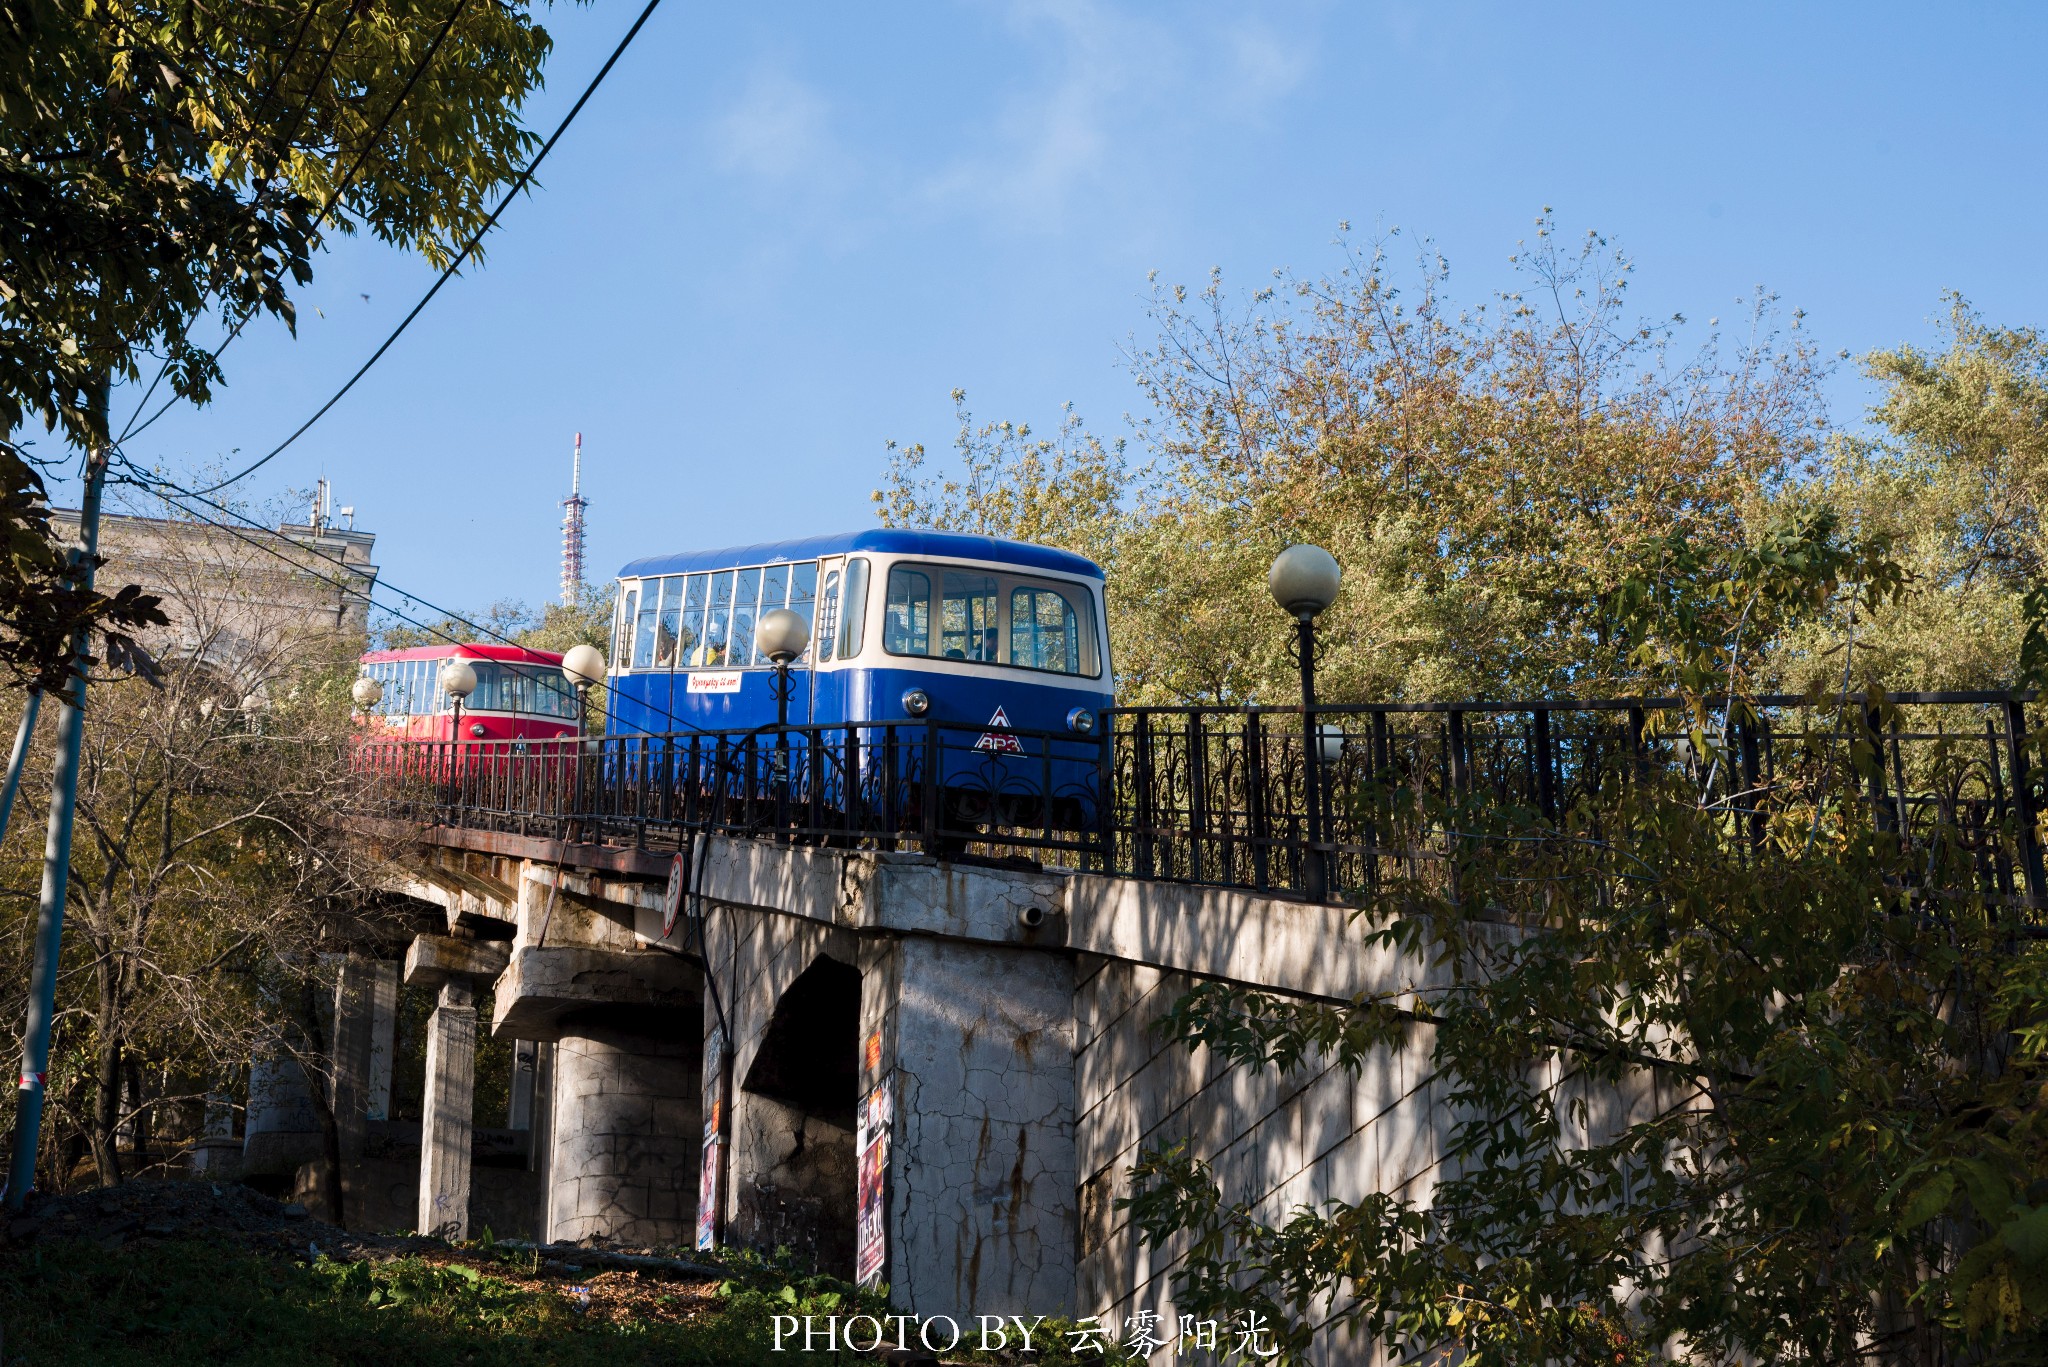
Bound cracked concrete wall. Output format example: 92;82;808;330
1075;953;1442;1367
546;1016;701;1246
1071;951;1668;1367
700;847;1079;1317
885;936;1076;1323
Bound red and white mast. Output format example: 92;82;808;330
560;432;587;605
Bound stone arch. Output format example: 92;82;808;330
735;953;861;1275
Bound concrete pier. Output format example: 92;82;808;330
417;981;477;1239
544;1014;701;1245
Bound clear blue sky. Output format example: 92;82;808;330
89;2;2048;619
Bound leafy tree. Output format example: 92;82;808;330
874;389;1128;575
0;531;390;1206
1776;295;2048;692
880;219;1826;706
0;0;555;688
516;581;617;657
1121;514;2048;1365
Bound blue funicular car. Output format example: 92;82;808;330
603;528;1114;839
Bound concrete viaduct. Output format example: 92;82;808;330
301;812;1475;1359
232;690;2034;1363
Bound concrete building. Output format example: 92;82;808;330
52;497;379;665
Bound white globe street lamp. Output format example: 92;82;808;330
560;643;605;737
440;657;478;740
1268;544;1341;902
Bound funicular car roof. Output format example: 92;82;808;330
616;528;1104;582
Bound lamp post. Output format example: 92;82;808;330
558;645;607;838
439;659;477;797
757;609;811;832
561;643;606;740
1269;544;1342;902
440;657;478;739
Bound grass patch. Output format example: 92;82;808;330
0;1232;1140;1366
0;1236;778;1366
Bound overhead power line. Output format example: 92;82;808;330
186;0;666;496
119;0;480;445
110;457;708;733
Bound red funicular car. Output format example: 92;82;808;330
354;644;581;743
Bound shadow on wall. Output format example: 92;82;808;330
736;955;860;1277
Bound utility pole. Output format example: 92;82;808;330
5;433;108;1210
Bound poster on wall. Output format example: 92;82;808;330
696;1119;722;1252
854;1078;892;1287
697;1027;725;1252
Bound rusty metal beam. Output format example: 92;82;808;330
345;816;672;879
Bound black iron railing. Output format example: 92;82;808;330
354;691;2048;907
355;718;1105;859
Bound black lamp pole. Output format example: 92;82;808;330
1270;543;1340;904
772;660;793;833
1295;614;1328;903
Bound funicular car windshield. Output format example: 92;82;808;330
881;563;1100;677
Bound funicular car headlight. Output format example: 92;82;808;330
901;688;931;717
1066;707;1096;734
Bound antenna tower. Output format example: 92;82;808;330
560;433;587;605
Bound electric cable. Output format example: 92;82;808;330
119;0;479;444
109;456;713;733
184;0;666;495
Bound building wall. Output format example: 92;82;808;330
52;506;379;665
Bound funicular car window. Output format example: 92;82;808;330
882;563;1099;676
939;572;999;661
885;567;932;655
678;574;708;667
786;561;818;662
817;570;841;662
655;577;683;668
615;588;634;670
730;568;760;666
839;558;869;658
1012;585;1086;675
632;585;658;669
700;571;734;667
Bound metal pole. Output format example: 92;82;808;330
0;688;43;845
6;444;107;1210
1297;614;1328;903
773;663;791;835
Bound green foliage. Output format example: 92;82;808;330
0;0;553;450
1772;295;2048;693
0;444;166;692
875;388;1128;576
0;1237;782;1365
880;220;1827;705
0;0;555;694
516;581;618;657
1124;525;2048;1364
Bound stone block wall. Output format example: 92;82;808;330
546;1015;702;1246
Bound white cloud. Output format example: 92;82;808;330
919;0;1317;231
709;68;836;184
